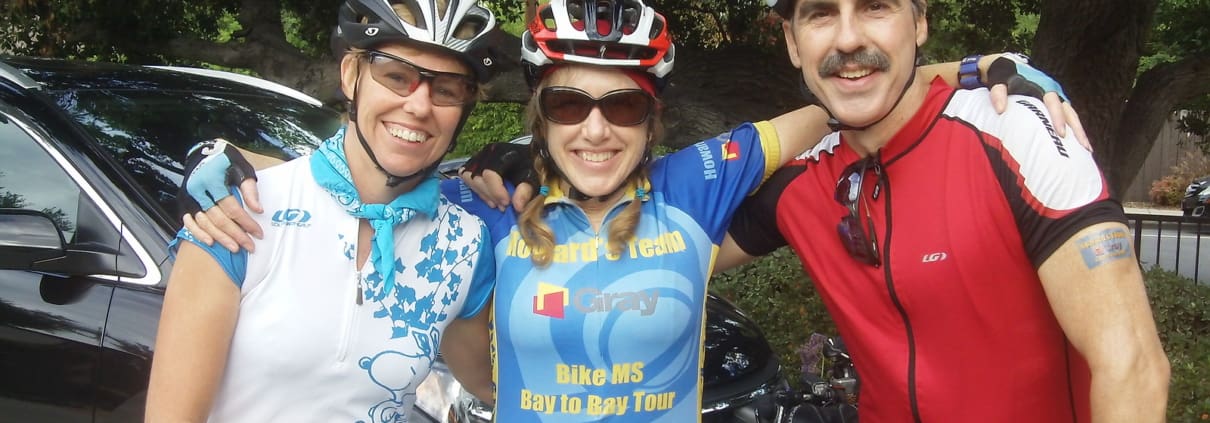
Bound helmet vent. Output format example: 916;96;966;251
435;0;449;20
567;0;585;31
647;15;663;40
391;1;426;30
592;1;613;35
538;5;558;30
453;17;485;40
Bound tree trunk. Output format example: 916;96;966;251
658;46;806;148
1032;0;1159;195
1112;56;1210;193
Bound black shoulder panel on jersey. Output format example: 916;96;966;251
1025;199;1128;268
727;163;803;257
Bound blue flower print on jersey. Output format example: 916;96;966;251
339;233;355;260
363;198;476;340
357;328;440;423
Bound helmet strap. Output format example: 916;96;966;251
349;69;448;188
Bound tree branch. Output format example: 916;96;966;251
681;4;731;44
1108;53;1210;192
238;0;300;55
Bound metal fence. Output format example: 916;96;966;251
1126;213;1209;284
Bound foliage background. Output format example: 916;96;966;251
3;0;1208;195
711;254;1210;422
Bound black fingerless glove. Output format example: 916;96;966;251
462;142;538;188
985;55;1069;102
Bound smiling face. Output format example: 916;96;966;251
782;0;927;128
539;65;655;200
340;42;471;189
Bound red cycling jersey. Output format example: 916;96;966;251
729;78;1126;423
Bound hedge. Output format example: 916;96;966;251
711;253;1210;421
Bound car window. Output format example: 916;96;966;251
48;89;342;215
0;113;83;241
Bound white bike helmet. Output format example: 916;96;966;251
337;0;497;82
521;0;675;91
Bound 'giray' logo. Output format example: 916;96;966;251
531;283;661;319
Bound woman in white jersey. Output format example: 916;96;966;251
145;0;499;421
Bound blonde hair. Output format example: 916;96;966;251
516;68;664;267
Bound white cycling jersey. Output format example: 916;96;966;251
177;152;494;423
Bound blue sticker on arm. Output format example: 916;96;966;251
1076;228;1132;269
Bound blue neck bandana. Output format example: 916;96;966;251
309;128;439;296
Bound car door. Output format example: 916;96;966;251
0;101;157;423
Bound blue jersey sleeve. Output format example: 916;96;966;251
169;228;248;287
440;178;521;249
457;224;495;318
440;178;506;221
651;121;780;240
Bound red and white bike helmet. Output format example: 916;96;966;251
521;0;675;92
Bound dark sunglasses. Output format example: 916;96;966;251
365;50;477;106
539;87;654;126
834;155;883;267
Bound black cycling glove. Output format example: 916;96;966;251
461;142;538;188
985;55;1070;102
177;138;256;216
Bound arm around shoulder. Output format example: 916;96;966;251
768;105;832;166
1037;222;1170;423
145;242;242;422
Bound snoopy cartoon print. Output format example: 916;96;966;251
359;329;438;423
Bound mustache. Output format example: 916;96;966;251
818;49;891;77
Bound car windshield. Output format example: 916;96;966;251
45;87;342;216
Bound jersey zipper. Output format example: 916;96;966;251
336;269;362;363
877;174;923;423
565;197;636;264
355;270;363;305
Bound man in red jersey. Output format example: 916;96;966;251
721;0;1170;422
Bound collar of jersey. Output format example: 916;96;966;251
542;178;653;207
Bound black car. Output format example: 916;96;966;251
0;56;785;422
1182;175;1210;217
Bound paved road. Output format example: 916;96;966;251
1129;218;1210;285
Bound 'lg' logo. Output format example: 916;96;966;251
922;252;948;263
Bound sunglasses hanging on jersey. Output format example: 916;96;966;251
834;153;884;267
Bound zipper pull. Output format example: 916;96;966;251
355;271;363;305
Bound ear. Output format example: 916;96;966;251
782;21;802;69
339;54;361;101
915;8;929;47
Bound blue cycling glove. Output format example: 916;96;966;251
177;138;255;215
985;54;1069;102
